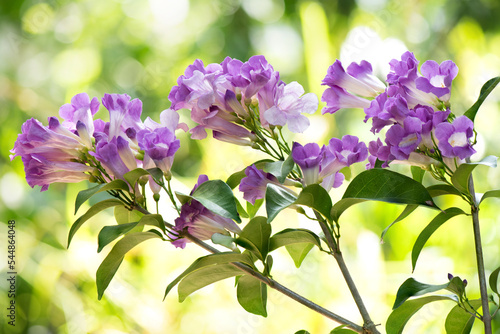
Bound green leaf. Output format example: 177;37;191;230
74;179;129;214
445;299;482;334
464;76;500;122
191;180;241;223
236;198;249;219
392;278;450;309
294;331;311;334
330;326;358;334
386;296;456;334
114;205;144;224
286;243;315;268
411;207;467;271
146;167;164;185
480;189;500;205
489;265;500;295
139;214;167;234
426;184;463;198
237;275;268;317
263;154;295;183
332;169;438;222
178;264;243;302
381;204;418;241
451;155;498;194
269;228;321;252
411;166;425;183
123;168;150;187
97;222;139;253
211;233;236;250
164;252;254;300
68;199;124;248
96;231;161;299
247;198;264;218
265;183;298;223
236;216;271;261
294;184;333;221
174;191;192;205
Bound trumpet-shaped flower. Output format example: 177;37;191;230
435;116;476;159
239;165;280;204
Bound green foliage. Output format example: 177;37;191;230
74;179;129;214
190;180;241;223
237;275;268;317
114;205;144;224
236;216;271;261
330;326;358;333
444;299;481;334
392;278;451;309
265;183;298;223
68;199;124;247
331;169;438;222
247;198;264;218
97;222;139;253
164;252;254;300
450;155;497;194
411;207;467;271
96;231;162;300
386;296;456;334
464;76;500;122
263;154;295;183
380;204;418;240
489;265;500;295
295;184;333;221
285;243;315;268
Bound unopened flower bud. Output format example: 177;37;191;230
448;273;454;280
153;193;160;202
139;175;149;186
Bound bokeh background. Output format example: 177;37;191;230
1;0;500;333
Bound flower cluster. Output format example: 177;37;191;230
10;93;185;191
322;52;475;172
168;55;319;146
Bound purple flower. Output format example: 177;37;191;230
137;127;180;174
172;175;241;248
91;137;136;181
59;93;100;141
322;86;372;114
435;116;476;159
415;60;458;100
323;60;385;98
319;135;368;190
366;138;391;169
292;142;324;185
21;155;92;191
263;81;318;133
239;165;280;204
385;118;423;160
102;93;143;139
224;55;275;99
10;118;92;191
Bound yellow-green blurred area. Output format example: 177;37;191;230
1;0;500;333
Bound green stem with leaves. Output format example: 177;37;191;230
132;205;365;333
468;174;492;333
315;213;380;334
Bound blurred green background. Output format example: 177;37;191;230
1;0;500;333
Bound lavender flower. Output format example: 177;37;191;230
292;142;324;185
137;127;180;174
59;92;100;142
172;175;241;248
102;93;143;139
435;116;476;159
321;60;385;114
415;60;458;101
263;81;318;133
10;118;92;191
239;165;280;204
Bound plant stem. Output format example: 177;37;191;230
133;205;366;333
316;214;380;334
184;233;365;333
468;174;492;333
